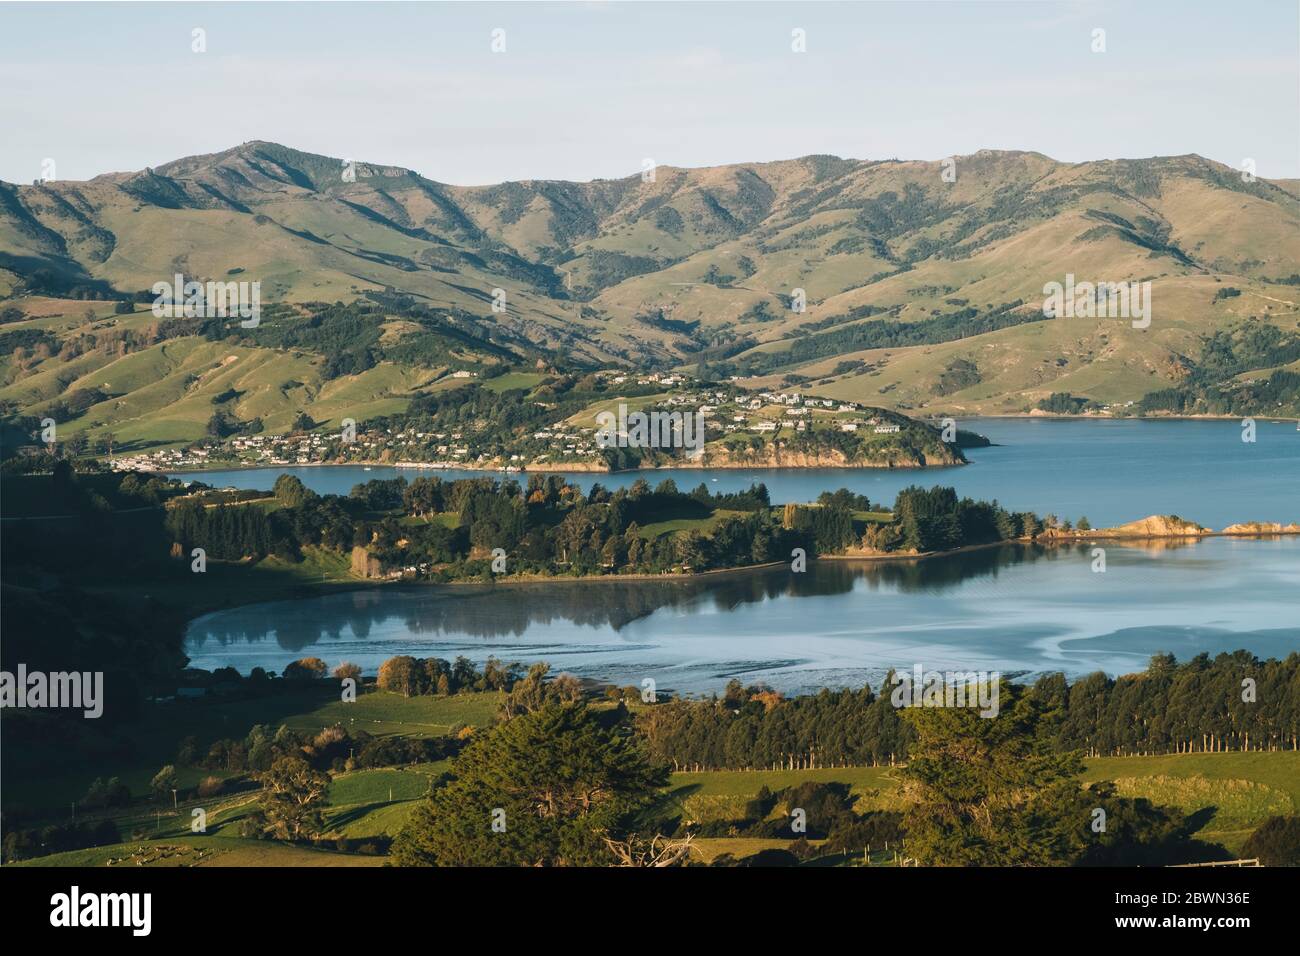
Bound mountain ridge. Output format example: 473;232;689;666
3;141;1298;418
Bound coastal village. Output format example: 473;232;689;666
109;372;913;474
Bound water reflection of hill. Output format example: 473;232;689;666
188;542;1107;653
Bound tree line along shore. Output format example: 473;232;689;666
4;461;1294;592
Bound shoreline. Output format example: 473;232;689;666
937;412;1300;423
436;559;793;585
144;415;1296;478
822;526;1300;564
346;524;1300;587
178;525;1299;626
157;457;971;477
173;525;1300;644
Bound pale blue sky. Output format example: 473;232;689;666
1;0;1297;185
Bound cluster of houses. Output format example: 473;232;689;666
584;375;899;441
112;432;332;472
112;445;214;472
527;425;601;464
109;376;902;474
228;433;328;464
350;427;473;462
601;370;688;389
728;391;898;436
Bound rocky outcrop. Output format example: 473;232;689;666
834;544;922;558
525;461;610;472
1220;521;1300;535
686;443;965;470
1093;515;1209;537
525;441;965;472
350;545;383;578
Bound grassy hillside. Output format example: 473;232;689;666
17;748;1292;867
12;836;386;868
1;684;501;813
4;143;1299;420
0;300;503;453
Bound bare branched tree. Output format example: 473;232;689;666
602;832;694;867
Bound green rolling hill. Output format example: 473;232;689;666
2;142;1298;437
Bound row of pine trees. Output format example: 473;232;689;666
635;651;1300;771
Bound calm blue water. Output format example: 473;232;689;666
179;418;1299;692
184;536;1300;695
172;418;1299;528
